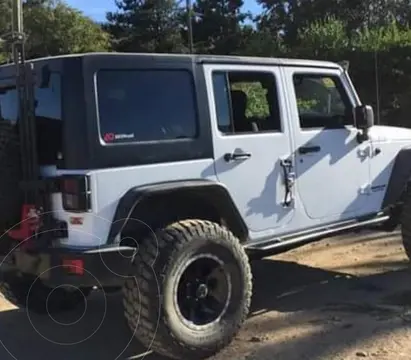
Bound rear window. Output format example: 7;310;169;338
96;69;198;144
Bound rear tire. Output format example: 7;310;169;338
123;219;252;360
0;273;90;314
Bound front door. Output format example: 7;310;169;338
282;67;371;221
203;64;296;235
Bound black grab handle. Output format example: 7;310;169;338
298;145;321;154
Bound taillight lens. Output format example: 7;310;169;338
61;175;91;212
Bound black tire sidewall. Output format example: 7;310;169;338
162;235;250;349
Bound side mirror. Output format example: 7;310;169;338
354;105;374;142
354;105;374;129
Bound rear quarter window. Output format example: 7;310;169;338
96;69;198;144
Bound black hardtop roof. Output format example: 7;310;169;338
0;52;342;71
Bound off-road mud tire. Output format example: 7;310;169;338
0;121;22;232
0;273;90;314
123;219;252;360
400;189;411;260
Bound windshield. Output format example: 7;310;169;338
0;72;62;165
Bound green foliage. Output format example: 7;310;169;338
24;0;110;58
353;19;411;51
232;81;270;118
0;0;110;61
296;17;349;58
191;0;249;55
242;28;288;57
105;0;187;53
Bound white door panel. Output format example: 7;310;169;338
295;128;370;219
282;67;371;220
204;64;296;232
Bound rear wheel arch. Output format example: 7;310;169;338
107;180;249;245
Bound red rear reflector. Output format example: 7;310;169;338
8;204;40;241
70;216;84;225
63;179;78;193
62;259;84;275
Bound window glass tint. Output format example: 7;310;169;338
0;73;62;123
212;71;282;134
0;73;62;165
293;74;353;129
212;73;232;132
96;70;198;143
35;74;62;121
0;87;18;122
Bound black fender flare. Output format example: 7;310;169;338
381;146;411;209
106;179;248;244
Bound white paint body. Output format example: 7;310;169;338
41;64;411;249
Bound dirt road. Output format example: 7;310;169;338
1;229;411;360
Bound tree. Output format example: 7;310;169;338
256;0;411;46
0;0;110;62
105;0;187;53
191;0;250;54
23;0;110;59
295;17;349;59
256;0;341;45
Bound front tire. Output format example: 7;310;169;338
400;190;411;260
123;219;252;360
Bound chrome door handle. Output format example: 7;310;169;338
224;152;252;162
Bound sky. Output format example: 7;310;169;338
66;0;262;22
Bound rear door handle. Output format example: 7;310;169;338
224;152;252;162
298;145;321;154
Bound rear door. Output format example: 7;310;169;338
204;64;297;235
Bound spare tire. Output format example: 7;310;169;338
0;121;22;233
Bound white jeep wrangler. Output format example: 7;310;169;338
0;52;410;360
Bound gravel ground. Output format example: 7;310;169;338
1;229;411;360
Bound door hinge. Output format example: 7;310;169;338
280;157;295;207
357;146;371;160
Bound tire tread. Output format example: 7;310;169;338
122;219;252;359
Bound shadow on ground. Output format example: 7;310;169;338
1;247;411;360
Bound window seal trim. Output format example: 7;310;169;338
292;72;354;131
94;68;200;146
211;69;284;136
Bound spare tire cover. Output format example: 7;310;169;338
0;121;22;234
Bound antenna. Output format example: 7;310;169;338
7;0;39;199
186;0;194;53
374;49;380;125
8;0;26;66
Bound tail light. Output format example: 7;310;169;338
61;175;91;212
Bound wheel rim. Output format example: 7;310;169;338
174;254;232;330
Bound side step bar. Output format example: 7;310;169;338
244;215;390;253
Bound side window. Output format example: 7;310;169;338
0;73;62;124
0;73;62;165
293;73;353;129
212;71;282;134
96;69;198;144
0;85;18;123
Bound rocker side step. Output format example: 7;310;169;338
245;215;390;253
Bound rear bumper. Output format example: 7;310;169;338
0;244;135;288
